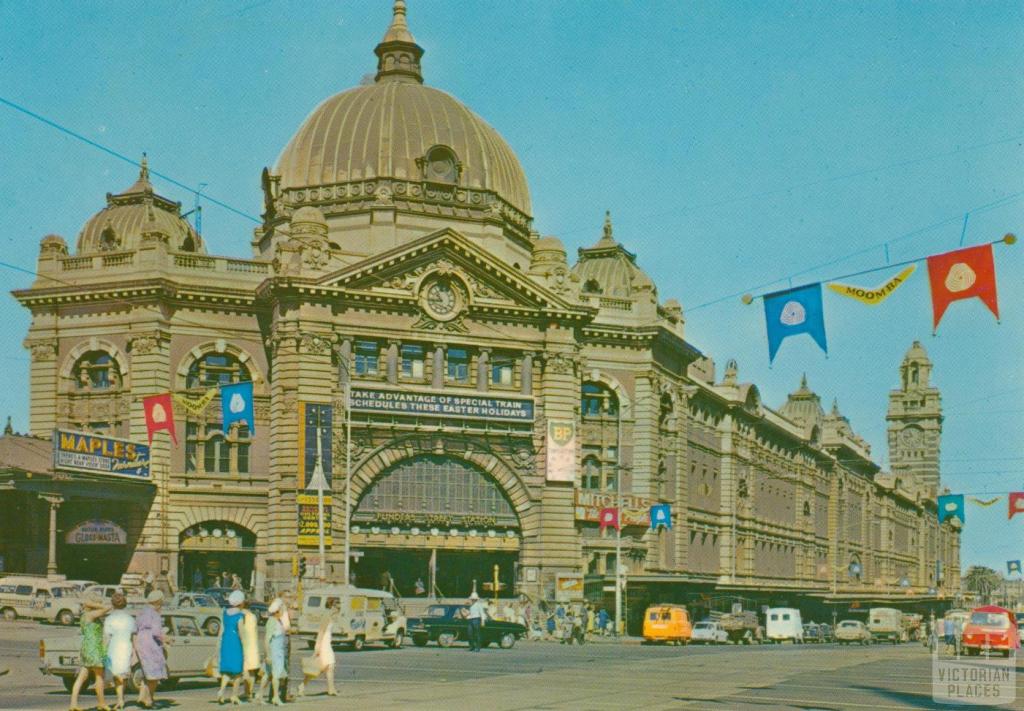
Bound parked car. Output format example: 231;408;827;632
961;605;1020;657
868;607;904;643
802;623;822;643
766;608;803;643
32;584;83;625
407;604;525;649
299;585;406;650
166;592;224;635
642;604;692;645
690;620;729;644
40;611;218;691
204;587;268;621
1;577;76;622
835;619;871;645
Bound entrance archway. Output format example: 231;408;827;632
350;454;521;598
178;522;256;592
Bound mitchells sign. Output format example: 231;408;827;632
350;387;534;422
53;430;150;480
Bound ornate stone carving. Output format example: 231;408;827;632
510;447;535;476
299;332;333;356
373;187;393;206
128;333;161;355
543;353;577;376
301;241;331;271
27;340;57;362
412;313;469;334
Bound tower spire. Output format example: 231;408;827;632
597;210;616;246
374;1;424;83
121;153;153;195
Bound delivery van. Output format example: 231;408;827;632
642;604;692;645
766;608;803;643
868;607;904;643
298;585;406;650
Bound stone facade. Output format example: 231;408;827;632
9;2;958;608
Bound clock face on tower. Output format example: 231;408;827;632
899;427;923;448
419;276;463;322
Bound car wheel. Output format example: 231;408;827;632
1;608;16;622
58;609;75;626
204;618;221;636
351;635;365;651
437;632;456;648
62;676;75;692
412;634;428;647
390;630;404;649
499;633;516;650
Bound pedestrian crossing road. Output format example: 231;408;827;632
1;622;1021;710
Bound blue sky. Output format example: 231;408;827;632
0;1;1021;574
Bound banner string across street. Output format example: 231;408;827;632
142;381;255;445
742;234;1016;364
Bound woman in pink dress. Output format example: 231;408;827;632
134;591;168;709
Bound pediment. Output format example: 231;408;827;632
317;229;591;321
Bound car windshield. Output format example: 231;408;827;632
839;622;858;627
970;612;1009;628
694;623;711;630
427;605;456;617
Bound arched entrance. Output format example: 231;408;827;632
178;522;256;591
350;454;520;598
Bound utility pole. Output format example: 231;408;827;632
615;412;623;636
344;380;352;586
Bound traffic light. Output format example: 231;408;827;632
299;556;307;578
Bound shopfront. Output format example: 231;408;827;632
179;522;257;591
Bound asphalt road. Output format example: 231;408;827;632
1;621;1021;710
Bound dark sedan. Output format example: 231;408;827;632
408;604;525;649
204;587;269;622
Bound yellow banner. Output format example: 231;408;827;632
968;496;1001;507
173;388;218;417
827;265;916;305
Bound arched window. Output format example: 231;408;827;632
659;394;674;430
420;145;461;184
803;501;811;516
186;353;250;389
181;235;196;252
581;382;618;418
73;351;121;390
185;423;251;475
582;279;602;294
582;456;601;490
99;227;118;251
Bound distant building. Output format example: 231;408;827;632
2;2;958;620
887;342;943;499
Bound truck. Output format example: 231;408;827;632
718;610;763;644
868;607;904;643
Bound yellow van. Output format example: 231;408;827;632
642;604;692;645
298;585;407;650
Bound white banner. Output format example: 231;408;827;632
65;519;127;545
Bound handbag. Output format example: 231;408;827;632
204;655;218;678
301;655;323;677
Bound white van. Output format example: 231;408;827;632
766;607;803;643
298;585;406;651
0;576;68;622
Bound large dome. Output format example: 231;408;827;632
273;1;531;216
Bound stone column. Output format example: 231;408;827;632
476;349;490;392
432;347;444;389
38;494;63;577
521;353;533;395
386;341;399;385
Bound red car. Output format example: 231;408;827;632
961;605;1020;657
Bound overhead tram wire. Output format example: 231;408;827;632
4;93;1024;297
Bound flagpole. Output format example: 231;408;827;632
615;411;622;637
344;380;352;587
313;413;326;581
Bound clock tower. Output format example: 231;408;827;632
886;341;943;499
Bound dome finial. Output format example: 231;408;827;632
375;0;424;83
120;153;154;195
598;210;616;246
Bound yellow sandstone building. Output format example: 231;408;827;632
2;3;958;624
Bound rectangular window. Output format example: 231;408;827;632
490;355;514;386
447;348;469;383
354;340;380;376
235;425;251;474
400;344;425;379
185;422;199;473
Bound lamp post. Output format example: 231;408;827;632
344;380;352;586
614;411;622;637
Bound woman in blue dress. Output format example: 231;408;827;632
217;590;245;705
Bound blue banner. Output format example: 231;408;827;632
763;283;828;363
53;430;150;479
937;494;965;524
1008;560;1022;576
221;381;255;433
650;503;672;530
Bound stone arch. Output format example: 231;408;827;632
582;370;633;418
175;339;266;393
175;506;265;542
60;337;130;391
347;442;538;538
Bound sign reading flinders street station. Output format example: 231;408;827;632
350;387;534;422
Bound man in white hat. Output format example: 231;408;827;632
466;592;487;652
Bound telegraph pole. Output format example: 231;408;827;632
344;380;352;586
615;412;623;636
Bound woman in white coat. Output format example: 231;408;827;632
297;598;338;697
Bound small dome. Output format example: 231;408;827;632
273;2;531;216
534;235;566;254
779;373;825;429
76;158;203;255
40;234;68;255
572;211;656;299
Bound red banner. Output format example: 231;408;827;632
1009;492;1024;520
926;243;999;330
598;507;620;532
143;393;177;444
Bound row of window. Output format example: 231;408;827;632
352;341;516;387
184;422;251;474
72;351;252;391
